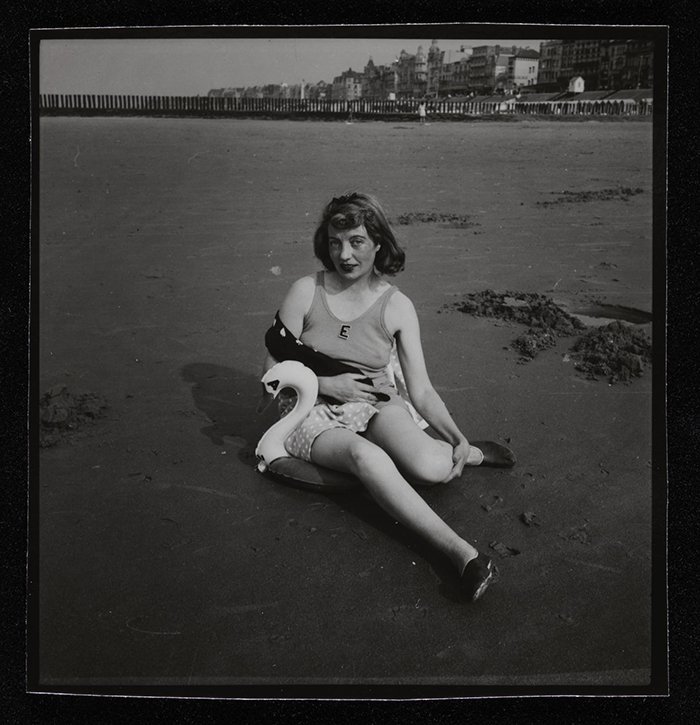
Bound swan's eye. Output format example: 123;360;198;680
267;379;280;391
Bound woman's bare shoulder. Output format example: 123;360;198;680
287;274;316;302
387;289;415;312
280;274;317;321
385;289;417;334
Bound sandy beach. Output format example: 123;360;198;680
35;115;659;693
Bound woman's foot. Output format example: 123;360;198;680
460;552;494;602
470;441;516;468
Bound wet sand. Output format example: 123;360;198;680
36;116;658;693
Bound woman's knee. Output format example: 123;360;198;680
347;438;392;476
401;440;453;485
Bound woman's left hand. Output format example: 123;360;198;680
442;439;471;483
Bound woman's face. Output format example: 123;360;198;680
327;223;380;280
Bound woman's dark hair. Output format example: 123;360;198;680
312;192;406;275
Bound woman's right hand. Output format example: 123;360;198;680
319;374;379;404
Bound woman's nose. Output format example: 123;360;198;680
339;241;353;258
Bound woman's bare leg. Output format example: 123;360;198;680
364;406;515;474
362;405;455;484
310;427;478;574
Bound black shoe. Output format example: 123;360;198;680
470;440;516;468
460;553;493;602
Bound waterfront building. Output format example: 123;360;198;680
208;36;653;107
331;68;363;100
536;38;653;92
362;58;399;100
571;39;604;90
468;46;497;92
396;46;427;97
426;40;443;97
439;47;473;97
507;50;540;91
306;80;328;100
558;41;576;88
538;40;563;89
607;40;629;89
621;39;654;88
493;54;512;90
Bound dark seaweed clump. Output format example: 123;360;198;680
443;290;652;383
393;212;478;228
40;385;109;447
537;186;644;207
511;328;558;359
570;321;652;384
445;290;586;337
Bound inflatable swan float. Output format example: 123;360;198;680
255;360;515;491
255;360;362;491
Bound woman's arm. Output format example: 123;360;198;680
277;276;315;337
261;276;377;404
387;293;469;449
258;277;314;405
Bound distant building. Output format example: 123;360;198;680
426;40;443;97
493;54;512;90
571;39;603;89
396;46;428;97
331;68;363;100
212;37;652;108
468;46;498;92
602;40;627;90
537;40;564;90
621;39;654;88
306;80;328;100
507;50;540;90
535;39;649;92
568;76;585;93
440;47;472;97
362;57;398;100
468;45;532;92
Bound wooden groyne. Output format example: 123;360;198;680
38;94;654;119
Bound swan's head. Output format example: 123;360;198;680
256;360;319;474
261;360;318;398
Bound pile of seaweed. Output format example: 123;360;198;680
537;186;644;207
511;328;559;359
40;385;109;448
569;321;652;384
393;212;478;228
444;290;586;336
444;290;652;383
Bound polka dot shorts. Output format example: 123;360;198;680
277;389;407;462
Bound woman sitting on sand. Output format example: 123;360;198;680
260;192;514;602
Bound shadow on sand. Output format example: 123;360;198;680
180;360;462;600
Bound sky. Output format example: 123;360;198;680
39;37;550;96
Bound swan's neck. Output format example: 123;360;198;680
255;378;319;471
